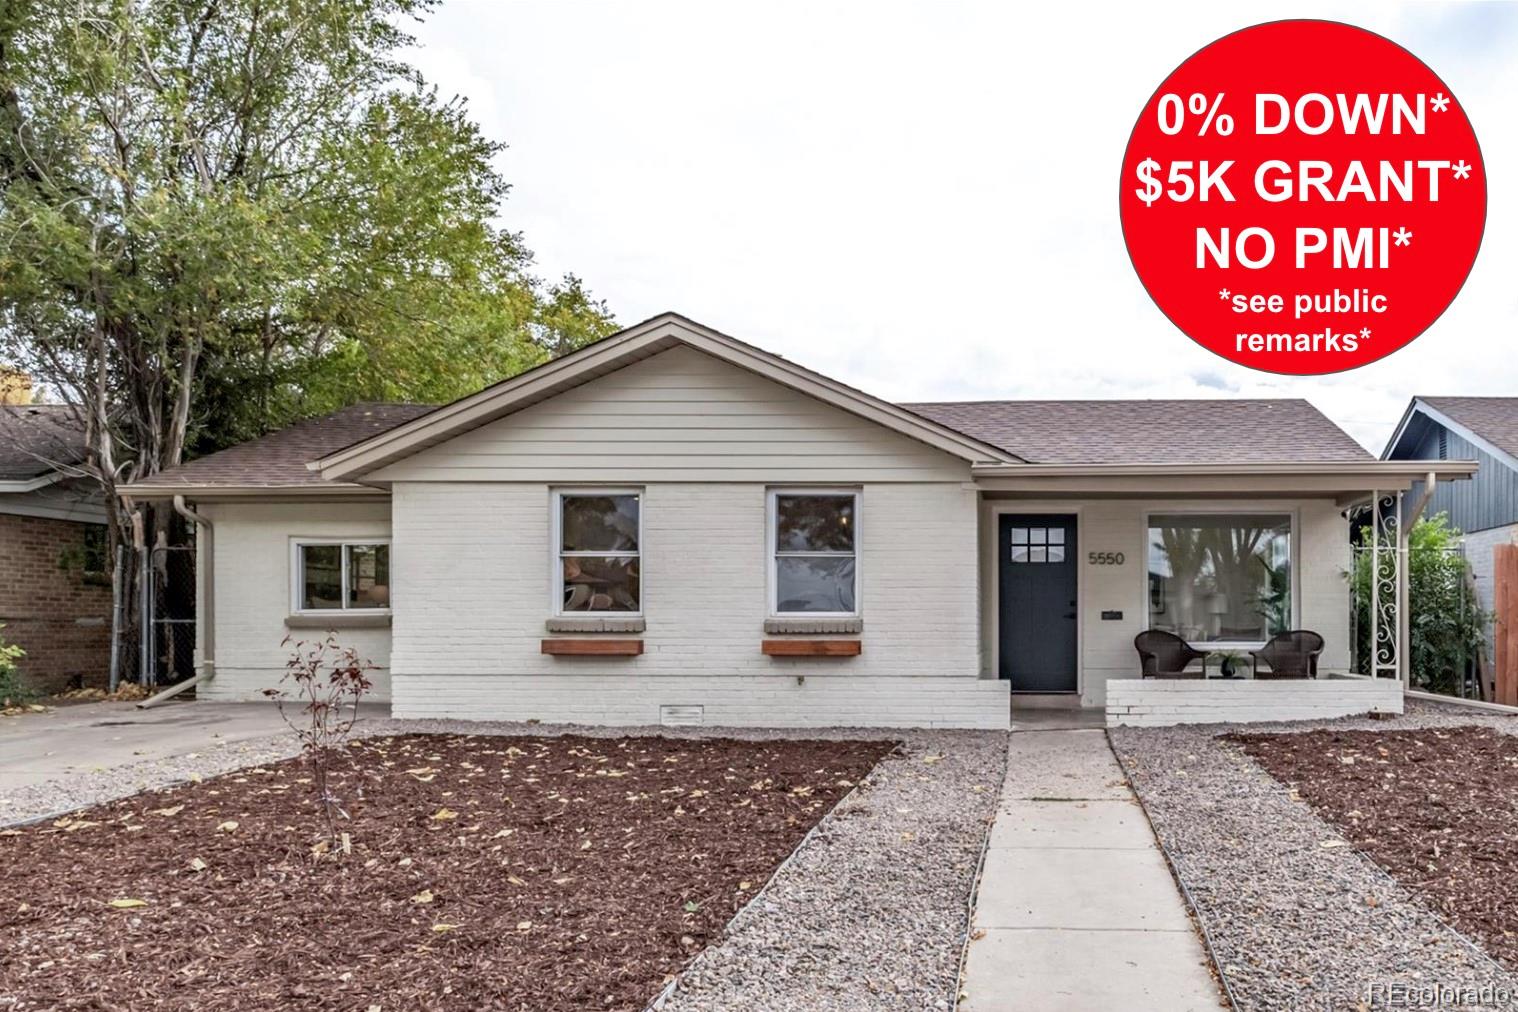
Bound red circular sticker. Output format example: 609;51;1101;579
1120;20;1485;375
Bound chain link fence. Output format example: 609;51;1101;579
110;536;197;691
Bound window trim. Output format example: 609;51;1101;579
551;488;644;618
290;538;393;615
767;487;862;619
1142;508;1298;651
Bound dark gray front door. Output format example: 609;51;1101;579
999;514;1078;692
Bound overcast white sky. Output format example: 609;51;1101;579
403;1;1517;452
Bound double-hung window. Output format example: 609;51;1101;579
293;541;391;612
769;490;860;616
555;490;642;614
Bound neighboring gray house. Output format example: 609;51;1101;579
120;313;1461;728
1383;397;1518;661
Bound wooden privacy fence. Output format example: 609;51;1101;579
1497;543;1518;706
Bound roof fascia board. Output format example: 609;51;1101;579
118;483;388;501
1387;399;1518;476
1379;397;1424;461
970;460;1475;479
312;314;1020;481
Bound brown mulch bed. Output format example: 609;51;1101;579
1230;725;1518;970
0;732;894;1010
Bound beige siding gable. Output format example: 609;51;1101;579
366;347;971;483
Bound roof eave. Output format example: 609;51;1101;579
0;471;66;493
118;482;389;501
1384;398;1518;475
970;460;1473;478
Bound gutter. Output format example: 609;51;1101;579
0;472;66;494
969;459;1478;479
117;482;387;500
137;496;214;708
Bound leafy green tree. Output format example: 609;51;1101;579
1350;512;1486;695
0;0;615;682
0;0;615;487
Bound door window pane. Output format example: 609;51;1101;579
1147;514;1291;644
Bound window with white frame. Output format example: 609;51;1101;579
555;491;641;614
770;490;859;615
1146;513;1291;645
294;541;391;612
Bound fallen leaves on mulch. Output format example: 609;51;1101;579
1230;725;1518;970
0;732;893;1010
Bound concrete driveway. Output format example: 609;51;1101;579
0;700;381;792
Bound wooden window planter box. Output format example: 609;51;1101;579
761;639;861;657
541;639;644;657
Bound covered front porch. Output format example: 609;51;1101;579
972;459;1475;727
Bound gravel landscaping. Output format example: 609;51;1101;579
1;715;1006;1011
1111;701;1518;1011
1232;725;1518;973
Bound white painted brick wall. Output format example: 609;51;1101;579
1106;675;1403;727
393;674;1009;729
200;502;394;701
388;481;999;727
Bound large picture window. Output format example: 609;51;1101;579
1147;513;1291;645
556;491;641;614
294;541;390;612
770;490;859;615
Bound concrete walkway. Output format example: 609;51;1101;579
960;727;1223;1010
0;700;320;792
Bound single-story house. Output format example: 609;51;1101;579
1383;396;1518;675
120;313;1468;729
0;400;113;693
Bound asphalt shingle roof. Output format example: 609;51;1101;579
902;399;1371;464
140;403;435;487
134;394;1372;490
0;405;88;481
1419;397;1518;462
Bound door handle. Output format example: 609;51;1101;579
1062;612;1076;619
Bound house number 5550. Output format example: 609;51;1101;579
1088;551;1126;565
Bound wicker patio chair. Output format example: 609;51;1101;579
1134;630;1207;678
1250;630;1324;680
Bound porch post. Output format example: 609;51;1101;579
1370;491;1402;682
1397;471;1439;688
1398;502;1410;687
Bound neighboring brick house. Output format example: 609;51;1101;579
0;403;113;693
